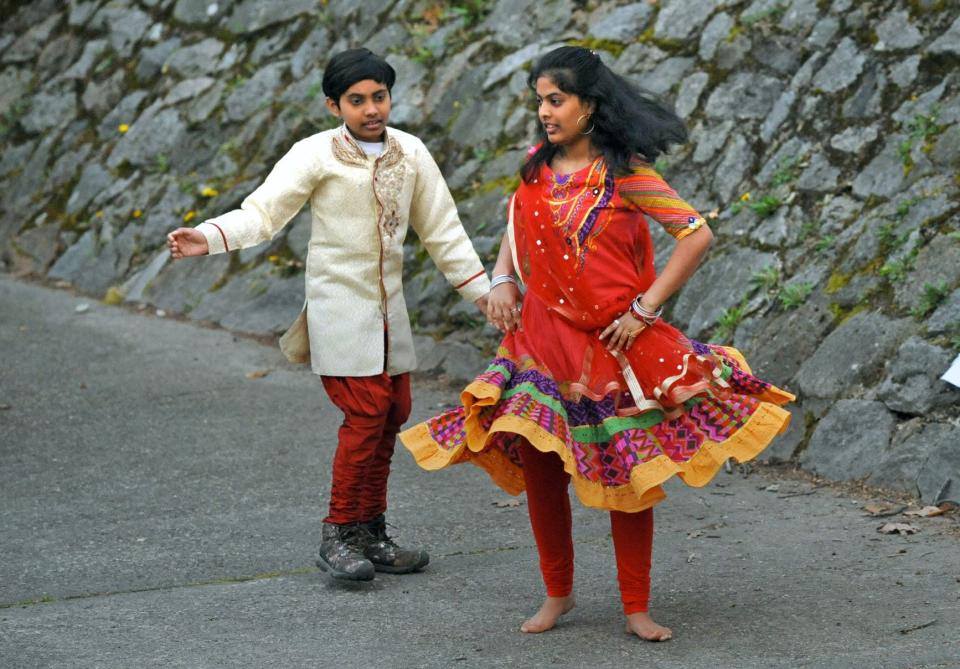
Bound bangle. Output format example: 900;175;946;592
631;294;662;325
490;274;517;290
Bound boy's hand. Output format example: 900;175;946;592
167;227;209;258
475;295;489;315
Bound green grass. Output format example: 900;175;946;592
778;282;814;310
911;282;950;318
712;299;748;343
444;0;492;27
741;4;787;26
748;195;782;218
750;265;781;293
879;257;912;282
899;107;942;174
814;234;836;254
770;155;803;187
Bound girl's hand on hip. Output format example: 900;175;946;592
599;312;646;352
166;227;209;258
487;282;522;333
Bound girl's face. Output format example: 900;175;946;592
535;76;594;146
326;79;392;142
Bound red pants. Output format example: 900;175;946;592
519;440;654;614
320;372;412;525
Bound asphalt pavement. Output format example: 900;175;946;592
1;274;958;669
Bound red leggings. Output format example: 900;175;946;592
519;439;654;614
320;372;411;525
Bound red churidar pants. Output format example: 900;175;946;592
518;439;654;614
320;371;412;525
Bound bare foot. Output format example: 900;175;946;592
520;595;576;633
625;612;672;642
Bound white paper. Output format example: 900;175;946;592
941;353;960;389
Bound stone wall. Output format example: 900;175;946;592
1;0;958;500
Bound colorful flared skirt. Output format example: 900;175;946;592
400;337;794;513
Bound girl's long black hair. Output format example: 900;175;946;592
522;46;688;183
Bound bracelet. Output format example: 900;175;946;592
630;294;662;325
490;274;517;290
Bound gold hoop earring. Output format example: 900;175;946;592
577;114;595;135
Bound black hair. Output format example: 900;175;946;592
522;46;688;182
322;48;396;103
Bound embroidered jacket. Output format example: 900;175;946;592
195;125;490;376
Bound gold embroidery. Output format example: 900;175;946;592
331;127;407;238
372;135;405;238
331;129;367;168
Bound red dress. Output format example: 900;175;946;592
401;156;794;512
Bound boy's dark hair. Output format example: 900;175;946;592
322;48;396;103
523;46;688;182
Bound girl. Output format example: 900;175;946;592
400;47;793;640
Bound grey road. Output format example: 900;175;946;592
1;275;958;668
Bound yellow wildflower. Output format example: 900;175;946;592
267;254;280;263
95;210;104;218
740;192;751;202
118;123;129;133
200;186;219;198
132;209;142;218
183;210;196;222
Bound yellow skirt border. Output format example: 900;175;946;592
400;379;793;514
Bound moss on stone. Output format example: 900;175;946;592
825;271;851;294
566;37;627;59
480;174;520;195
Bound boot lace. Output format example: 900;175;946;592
339;524;371;552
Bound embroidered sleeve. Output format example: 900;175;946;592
196;137;325;254
408;139;490;302
619;161;707;241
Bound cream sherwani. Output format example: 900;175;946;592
195;125;490;376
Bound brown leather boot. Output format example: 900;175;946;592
316;522;375;581
361;515;429;574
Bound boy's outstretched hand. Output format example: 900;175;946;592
166;227;209;259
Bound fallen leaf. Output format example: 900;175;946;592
763;484;781;492
493;498;522;508
687;552;699;564
863;502;906;517
0;403;11;410
75;303;90;314
687;530;704;539
903;506;945;518
877;523;920;535
246;369;271;379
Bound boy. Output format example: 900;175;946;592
167;48;490;581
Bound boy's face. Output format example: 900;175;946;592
326;79;392;142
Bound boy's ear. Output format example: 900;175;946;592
325;97;341;117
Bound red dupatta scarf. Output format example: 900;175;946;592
507;158;730;415
508;158;655;330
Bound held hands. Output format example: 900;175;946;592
486;282;522;333
475;294;489;315
166;227;209;259
599;312;647;352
